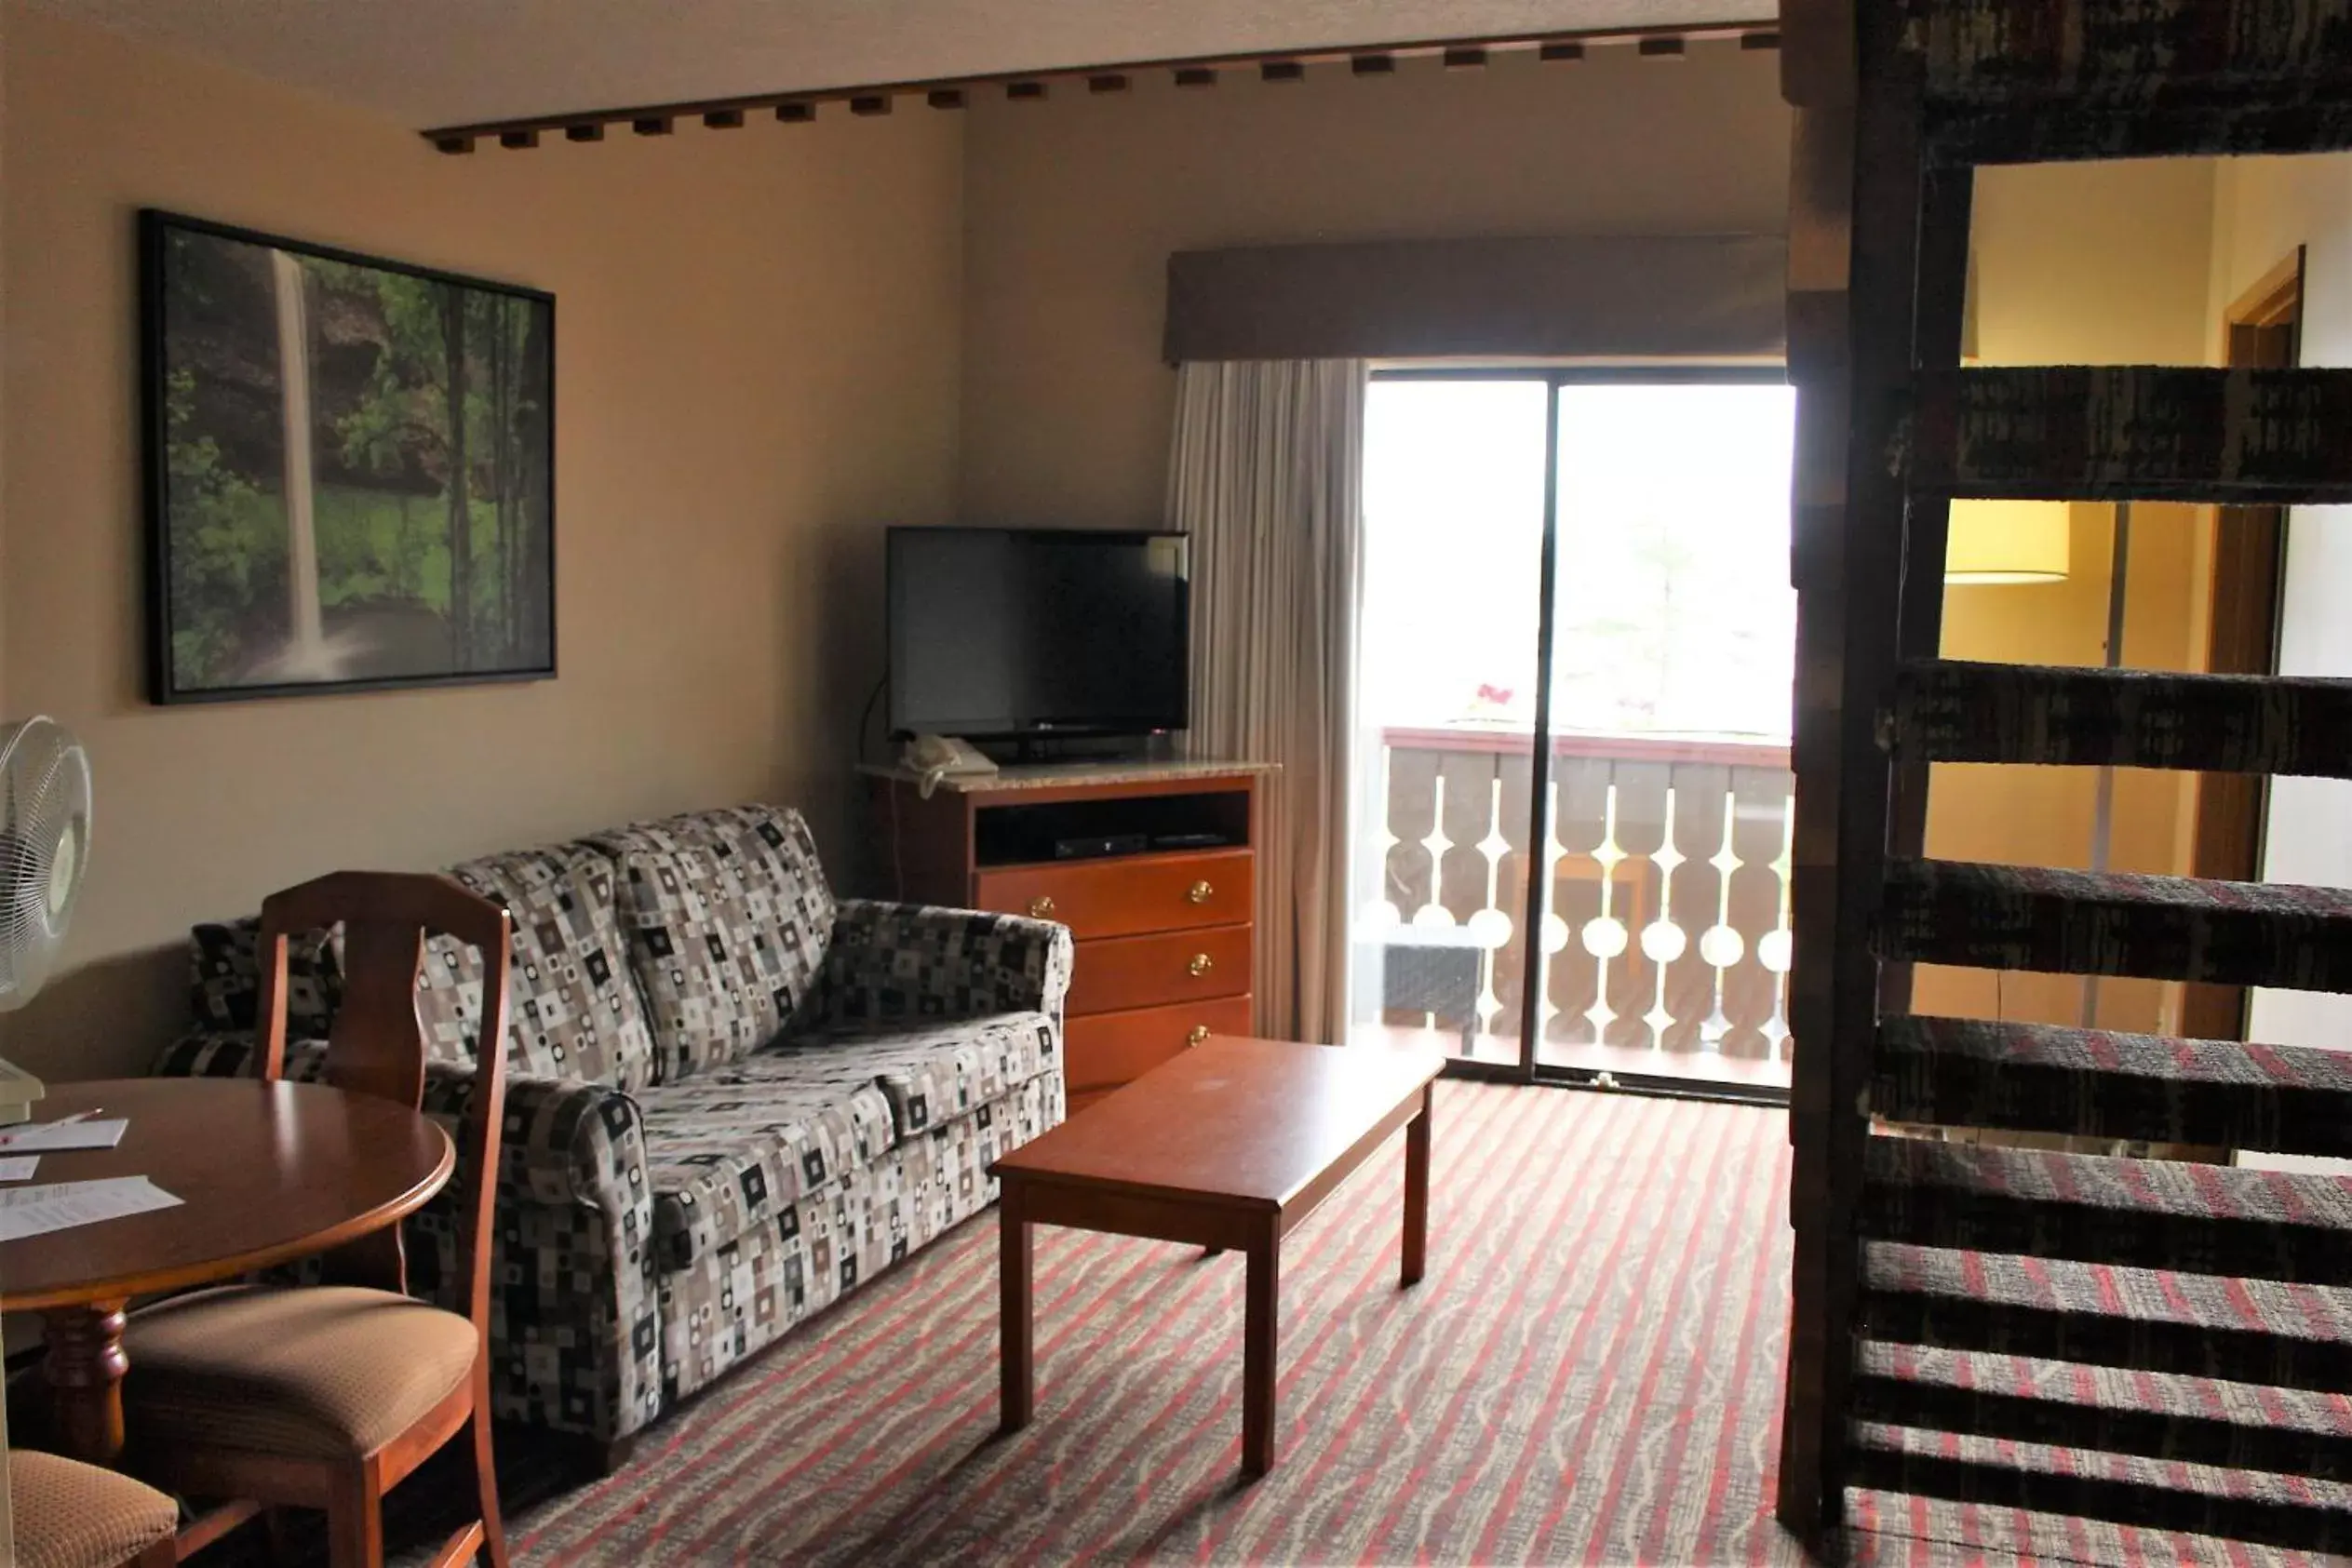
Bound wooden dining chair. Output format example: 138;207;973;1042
9;1449;179;1568
119;871;512;1568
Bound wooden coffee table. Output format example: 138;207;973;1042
989;1034;1446;1477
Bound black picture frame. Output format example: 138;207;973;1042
141;208;558;704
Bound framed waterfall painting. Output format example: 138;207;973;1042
140;209;557;703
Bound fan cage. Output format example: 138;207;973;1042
0;717;93;1010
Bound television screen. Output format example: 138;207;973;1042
888;528;1190;741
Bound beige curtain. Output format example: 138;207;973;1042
1167;359;1366;1045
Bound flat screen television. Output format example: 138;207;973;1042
888;527;1190;743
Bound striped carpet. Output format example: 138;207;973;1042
441;1082;2340;1566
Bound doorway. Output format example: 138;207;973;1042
2182;249;2302;1041
1348;369;1797;1100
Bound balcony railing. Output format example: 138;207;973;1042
1354;726;1795;1078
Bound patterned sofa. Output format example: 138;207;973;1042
154;803;1071;1461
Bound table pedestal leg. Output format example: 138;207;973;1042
45;1300;129;1466
1000;1187;1033;1434
1242;1222;1281;1479
1403;1085;1431;1287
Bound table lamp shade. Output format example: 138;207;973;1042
1945;499;2071;583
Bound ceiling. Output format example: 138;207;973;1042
26;0;1778;129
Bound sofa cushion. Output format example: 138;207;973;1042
790;1012;1058;1140
589;805;836;1081
421;845;657;1092
639;1048;897;1270
189;919;340;1039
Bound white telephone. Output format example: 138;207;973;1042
904;734;998;798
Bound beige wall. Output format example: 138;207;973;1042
4;7;966;1082
957;41;1791;527
1921;158;2221;1033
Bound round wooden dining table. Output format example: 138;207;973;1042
0;1077;453;1467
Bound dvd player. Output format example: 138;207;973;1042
1053;833;1150;861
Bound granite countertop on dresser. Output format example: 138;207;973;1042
856;758;1279;794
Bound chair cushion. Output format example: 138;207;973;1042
124;1285;479;1460
790;1012;1059;1139
423;844;658;1092
9;1452;176;1568
638;1049;898;1269
588;805;837;1081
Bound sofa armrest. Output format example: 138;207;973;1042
153;1030;280;1079
417;1061;662;1442
420;1061;651;1214
822;899;1074;1025
155;1033;646;1216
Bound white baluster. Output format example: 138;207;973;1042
1536;773;1570;1042
1698;792;1745;1051
1758;794;1796;1061
1639;786;1687;1051
1471;775;1515;1038
1413;771;1457;930
1581;783;1626;1040
1362;744;1403;933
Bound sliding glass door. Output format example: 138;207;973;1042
1351;379;1552;1065
1349;370;1796;1099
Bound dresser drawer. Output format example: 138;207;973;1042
1065;924;1252;1015
1065;995;1257;1108
974;850;1253;940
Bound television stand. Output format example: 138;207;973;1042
860;759;1275;1113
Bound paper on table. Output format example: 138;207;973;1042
0;1157;37;1181
0;1119;128;1152
0;1176;182;1242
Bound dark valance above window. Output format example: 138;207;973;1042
1163;234;1788;364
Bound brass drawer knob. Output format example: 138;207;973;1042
1188;1025;1210;1047
1188;952;1214;978
1187;879;1215;905
1028;895;1056;918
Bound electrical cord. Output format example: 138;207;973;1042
857;673;890;767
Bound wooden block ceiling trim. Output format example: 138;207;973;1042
423;22;1776;152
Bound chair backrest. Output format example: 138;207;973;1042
254;870;511;1335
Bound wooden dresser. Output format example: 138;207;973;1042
861;761;1270;1113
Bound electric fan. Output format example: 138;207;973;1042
0;717;93;1122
